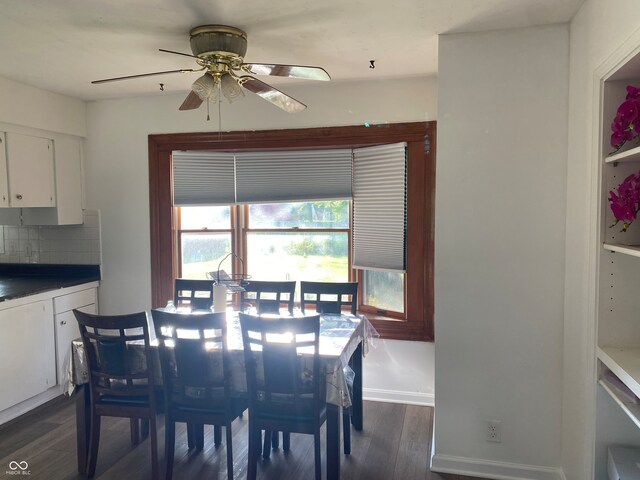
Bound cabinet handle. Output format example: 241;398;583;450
15;194;22;200
60;320;67;326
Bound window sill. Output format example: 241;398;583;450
358;310;404;322
359;310;432;342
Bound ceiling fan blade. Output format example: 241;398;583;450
159;48;199;59
92;68;199;84
240;76;306;113
241;63;330;81
178;90;204;111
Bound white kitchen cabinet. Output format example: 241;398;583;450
0;299;55;412
0;282;99;425
53;287;97;385
0;131;83;225
22;134;83;225
5;132;55;208
0;133;19;225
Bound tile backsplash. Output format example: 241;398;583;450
0;209;101;264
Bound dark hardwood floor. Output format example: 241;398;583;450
0;397;486;480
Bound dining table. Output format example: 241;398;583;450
66;308;376;480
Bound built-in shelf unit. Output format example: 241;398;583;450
595;46;640;479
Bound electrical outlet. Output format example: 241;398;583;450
486;419;501;443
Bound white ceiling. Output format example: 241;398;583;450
0;0;584;102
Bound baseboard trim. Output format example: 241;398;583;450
363;387;434;406
0;387;63;426
431;453;564;480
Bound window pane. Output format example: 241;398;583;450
246;232;348;283
180;232;232;279
180;206;230;230
248;201;349;229
363;270;405;313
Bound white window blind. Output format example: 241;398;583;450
172;151;235;206
352;142;407;272
235;149;352;203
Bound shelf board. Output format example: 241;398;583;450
599;379;640;429
606;145;640;164
603;243;640;257
598;346;640;399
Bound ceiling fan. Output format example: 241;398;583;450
92;25;331;113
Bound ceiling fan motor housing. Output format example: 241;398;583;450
189;25;248;65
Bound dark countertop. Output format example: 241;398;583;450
0;264;101;302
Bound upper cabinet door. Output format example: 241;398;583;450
5;132;55;207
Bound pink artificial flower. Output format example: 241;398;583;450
612;131;627;148
617;100;639;124
609;172;640;231
611;116;635;148
626;85;640;101
609;86;640;150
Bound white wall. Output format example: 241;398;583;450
563;2;640;480
433;25;568;480
84;75;437;404
0;76;85;137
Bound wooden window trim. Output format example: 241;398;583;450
148;121;435;341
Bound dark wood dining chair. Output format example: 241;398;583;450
152;309;247;480
300;280;358;315
300;280;358;454
239;313;325;480
174;278;214;310
73;310;159;479
240;279;297;314
240;279;297;452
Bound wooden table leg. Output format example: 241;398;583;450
141;419;150;440
351;341;363;431
195;424;205;450
326;404;341;480
75;385;90;474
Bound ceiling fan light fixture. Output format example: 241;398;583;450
191;73;218;101
220;73;245;103
91;24;330;115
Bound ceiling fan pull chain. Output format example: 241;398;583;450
206;98;210;121
218;91;222;136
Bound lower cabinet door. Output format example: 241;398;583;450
0;300;55;411
55;303;96;386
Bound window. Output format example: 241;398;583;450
149;122;434;341
177;205;232;279
362;270;405;314
177;201;350;286
177;200;406;315
245;201;350;284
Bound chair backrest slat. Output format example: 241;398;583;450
300;281;358;315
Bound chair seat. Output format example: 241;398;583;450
98;394;151;406
258;403;327;424
172;399;247;419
